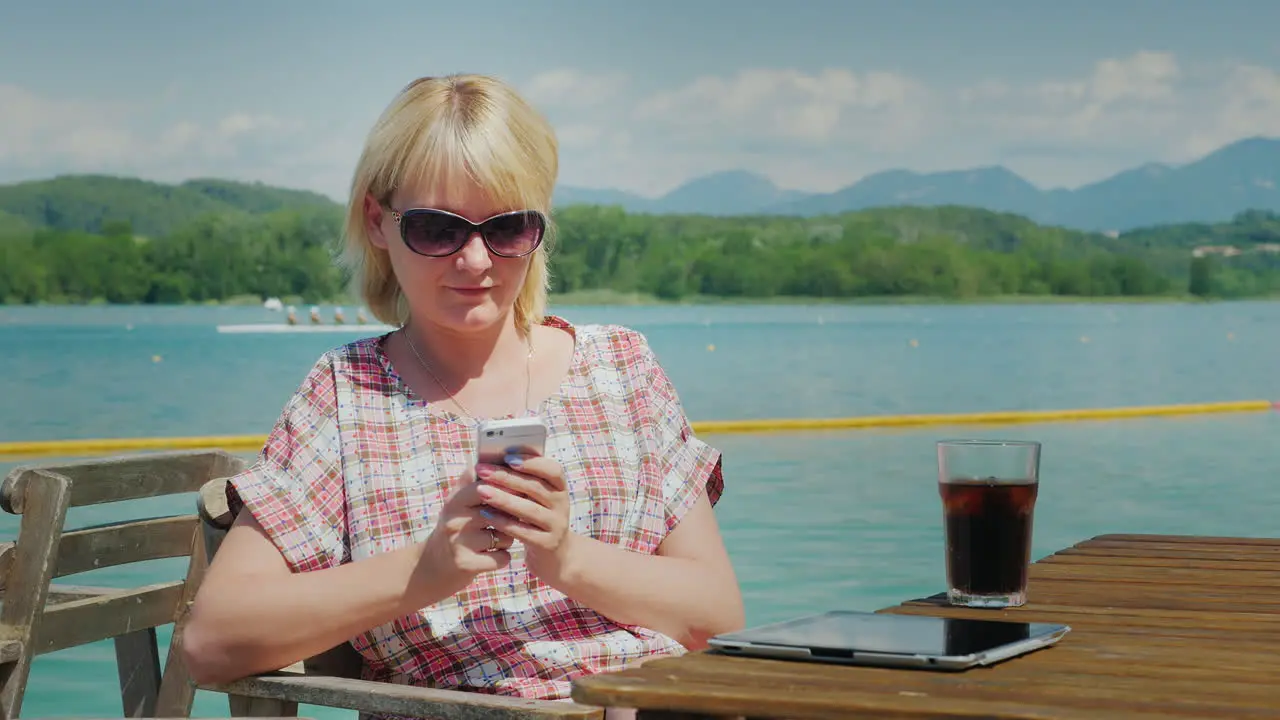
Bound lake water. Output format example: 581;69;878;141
2;301;1278;718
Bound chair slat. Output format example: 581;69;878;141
37;582;185;655
49;515;199;581
2;450;247;512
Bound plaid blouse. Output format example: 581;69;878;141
227;315;725;700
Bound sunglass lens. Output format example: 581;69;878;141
401;211;469;256
482;212;544;257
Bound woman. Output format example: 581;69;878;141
182;74;744;713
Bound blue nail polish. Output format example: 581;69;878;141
480;508;495;520
504;453;524;468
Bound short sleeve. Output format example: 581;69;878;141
628;331;724;533
226;353;348;573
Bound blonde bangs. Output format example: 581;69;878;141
340;74;559;330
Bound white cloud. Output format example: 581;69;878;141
975;52;1182;145
957;80;1011;104
0;84;134;166
536;52;1280;194
0;84;294;173
1083;51;1180;104
635;68;928;145
217;112;285;137
523;68;626;110
1177;63;1280;159
3;51;1279;199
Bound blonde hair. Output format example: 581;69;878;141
340;74;559;330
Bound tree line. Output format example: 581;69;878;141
2;202;1279;305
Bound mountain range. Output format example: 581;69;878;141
553;137;1280;232
2;137;1276;237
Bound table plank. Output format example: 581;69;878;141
1028;562;1280;587
1042;548;1277;571
1086;534;1280;546
571;534;1280;719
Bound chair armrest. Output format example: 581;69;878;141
203;674;604;720
0;639;21;664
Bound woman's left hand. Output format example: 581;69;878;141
474;455;575;579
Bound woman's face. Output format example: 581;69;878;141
368;176;538;337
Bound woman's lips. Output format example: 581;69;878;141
449;286;492;296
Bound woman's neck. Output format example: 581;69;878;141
403;315;531;386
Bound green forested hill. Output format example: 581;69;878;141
0;174;1277;305
178;178;338;215
1121;209;1280;249
0;175;338;237
0;210;33;237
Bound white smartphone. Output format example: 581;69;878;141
475;416;548;467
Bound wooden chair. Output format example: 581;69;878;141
0;464;70;720
193;476;604;719
0;449;248;719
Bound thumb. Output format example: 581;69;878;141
445;470;485;509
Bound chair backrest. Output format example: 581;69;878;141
0;466;70;720
0;449;247;718
197;477;365;678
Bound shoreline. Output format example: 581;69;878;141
2;291;1277;310
549;291;1280;307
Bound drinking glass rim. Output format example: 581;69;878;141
937;439;1041;448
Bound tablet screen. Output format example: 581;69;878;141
717;611;1049;657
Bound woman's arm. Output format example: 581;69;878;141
183;483;510;685
543;492;744;649
182;512;431;684
478;459;744;650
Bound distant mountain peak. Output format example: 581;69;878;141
683;169;774;183
660;169;782;196
549;136;1280;231
1218;135;1277;152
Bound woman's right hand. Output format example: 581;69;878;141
417;476;514;597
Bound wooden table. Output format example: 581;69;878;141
571;533;1280;719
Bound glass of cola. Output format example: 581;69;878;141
936;439;1041;608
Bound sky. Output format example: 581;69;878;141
2;0;1279;201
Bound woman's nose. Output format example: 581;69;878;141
455;233;492;270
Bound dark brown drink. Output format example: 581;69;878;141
940;478;1038;600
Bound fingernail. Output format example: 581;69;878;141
480;507;495;520
504;453;524;468
475;464;495;479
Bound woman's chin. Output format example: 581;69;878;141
434;301;511;334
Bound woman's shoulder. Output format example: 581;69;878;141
284;334;395;404
543;315;656;368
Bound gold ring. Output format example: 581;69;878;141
487;527;499;552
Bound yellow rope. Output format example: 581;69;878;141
2;400;1272;459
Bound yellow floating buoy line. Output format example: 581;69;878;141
691;399;1275;434
0;399;1273;459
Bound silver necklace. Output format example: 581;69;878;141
402;327;533;418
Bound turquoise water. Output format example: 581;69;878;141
2;301;1278;718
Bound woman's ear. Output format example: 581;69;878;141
365;193;389;249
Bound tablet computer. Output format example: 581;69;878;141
708;610;1070;670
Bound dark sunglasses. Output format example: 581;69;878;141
388;207;546;258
